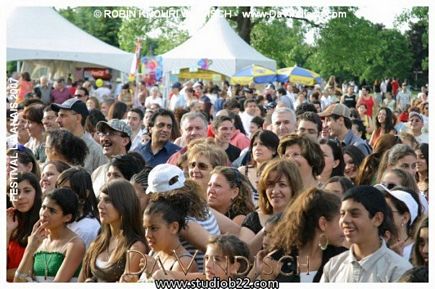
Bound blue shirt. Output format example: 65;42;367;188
343;130;372;156
134;140;181;167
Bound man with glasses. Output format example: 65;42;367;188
135;109;180;167
74;86;89;103
91;119;133;195
408;112;428;144
52;98;107;174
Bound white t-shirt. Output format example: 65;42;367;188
68;217;100;249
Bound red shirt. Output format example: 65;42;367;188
7;240;25;269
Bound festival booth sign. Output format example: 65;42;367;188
231;64;276;85
276;66;322;86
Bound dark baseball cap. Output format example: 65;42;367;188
171;82;182;89
51;98;89;118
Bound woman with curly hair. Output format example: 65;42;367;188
369;107;396;147
45;129;89;167
207;166;255;225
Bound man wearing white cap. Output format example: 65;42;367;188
407;112;428;144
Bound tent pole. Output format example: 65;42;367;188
17;61;21;72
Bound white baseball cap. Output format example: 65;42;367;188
388;189;419;225
145;164;185;194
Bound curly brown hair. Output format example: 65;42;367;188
210;166;255;219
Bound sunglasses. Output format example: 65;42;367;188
189;161;210;171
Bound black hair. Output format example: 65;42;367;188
319;138;345;177
324;176;354;193
250;116;264;129
46;129;89;166
45;188;79;224
227;111;247;135
399;266;428;282
342;185;396;238
56;167;99;221
295;102;317;116
9;172;42;247
85;109;107;134
352;119;367;140
343;145;365;168
76;86;89;96
144;192;192;232
149;109;178;140
110;153;145;181
129;108;145;120
298;111;322;136
7;145;41;179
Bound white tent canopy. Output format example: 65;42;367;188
161;11;276;77
7;7;135;74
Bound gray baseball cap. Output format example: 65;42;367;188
96;119;132;138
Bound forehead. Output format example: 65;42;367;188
285;144;301;153
205;243;223;256
190;153;212;164
299;120;317;129
18;179;32;188
127;111;140;118
218;120;233;128
43;111;56;117
397;155;417;163
154;115;172;124
274;112;291;121
341;198;367;213
184;117;206;129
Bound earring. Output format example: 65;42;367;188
318;233;329;251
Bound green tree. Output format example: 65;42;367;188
117;7;189;55
58;7;122;47
250;18;313;68
309;8;381;81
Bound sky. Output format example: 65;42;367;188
181;5;412;37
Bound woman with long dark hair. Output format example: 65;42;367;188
79;179;146;282
369;107;396;147
318;138;345;185
7;172;42;281
56;167;101;249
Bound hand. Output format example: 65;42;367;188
119;273;139;283
27;219;48;251
259;250;282;280
6;207;18;234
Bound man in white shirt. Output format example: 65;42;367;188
239;99;257;137
321;185;412;282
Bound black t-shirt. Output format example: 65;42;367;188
225;143;241;162
241;211;262;234
343;94;357;109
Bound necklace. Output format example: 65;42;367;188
43;252;54;280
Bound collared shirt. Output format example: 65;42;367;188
129;128;147;152
342;130;371;156
81;132;108;174
50;88;72;104
321;239;412;282
91;163;110;197
135;140;180;167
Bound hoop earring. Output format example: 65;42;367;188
318;233;329;251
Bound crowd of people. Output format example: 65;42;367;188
6;72;429;283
